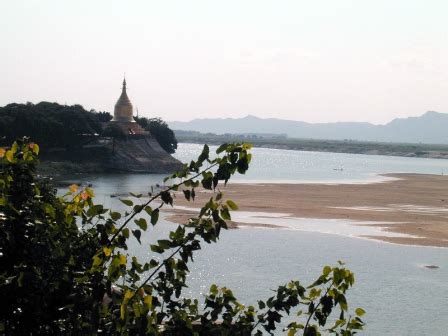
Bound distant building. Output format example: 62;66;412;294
109;78;149;136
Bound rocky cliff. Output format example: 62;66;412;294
107;137;183;173
39;136;183;175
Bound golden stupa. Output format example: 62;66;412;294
113;78;134;122
110;78;149;135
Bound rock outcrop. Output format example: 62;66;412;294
107;137;183;173
39;136;183;175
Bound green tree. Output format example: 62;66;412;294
97;111;113;122
0;139;364;335
136;117;178;153
0;102;103;149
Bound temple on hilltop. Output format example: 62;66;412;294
110;78;149;136
103;78;183;173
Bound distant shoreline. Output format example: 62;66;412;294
176;137;448;160
165;173;448;248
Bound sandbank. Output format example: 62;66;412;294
164;173;448;247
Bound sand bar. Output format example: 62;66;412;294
165;173;448;247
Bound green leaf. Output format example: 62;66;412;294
220;208;231;220
103;247;112;257
5;150;14;162
110;211;121;220
338;294;348;311
32;143;40;154
355;308;366;317
216;143;229;154
210;284;218;295
201;172;213;190
150;209;159;225
87;204;103;217
133;204;143;212
92;255;102;267
157;239;171;249
11;142;17;153
288;329;296;336
161;191;173;206
149;259;159;268
323;266;332;276
237;157;249;174
120;199;133;206
150;244;164;254
183;190;191;201
122;228;130;238
132;229;142;244
135;218;148;231
198;144;210;162
144;206;152;215
44;203;56;218
226;199;238;210
132;303;141;317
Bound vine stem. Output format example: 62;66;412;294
303;286;332;333
131;245;184;300
251;310;269;332
106;162;218;247
129;212;212;302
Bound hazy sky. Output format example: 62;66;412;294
2;0;448;123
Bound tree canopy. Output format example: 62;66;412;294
0;103;178;154
136;117;178;154
0;102;104;149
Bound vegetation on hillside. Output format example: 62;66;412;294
0;102;103;149
0;102;178;154
0;138;365;335
136;117;178;154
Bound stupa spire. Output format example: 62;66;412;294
113;76;134;122
109;76;150;136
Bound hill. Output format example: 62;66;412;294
169;111;448;144
0;102;182;174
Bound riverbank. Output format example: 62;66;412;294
175;136;448;159
165;173;448;247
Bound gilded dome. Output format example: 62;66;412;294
113;78;134;122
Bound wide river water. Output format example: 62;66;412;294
65;143;448;335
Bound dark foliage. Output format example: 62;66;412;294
96;111;113;122
0;102;104;149
102;123;126;139
136;117;178;153
0;103;178;155
0;139;102;334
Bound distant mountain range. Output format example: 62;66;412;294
169;111;448;144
